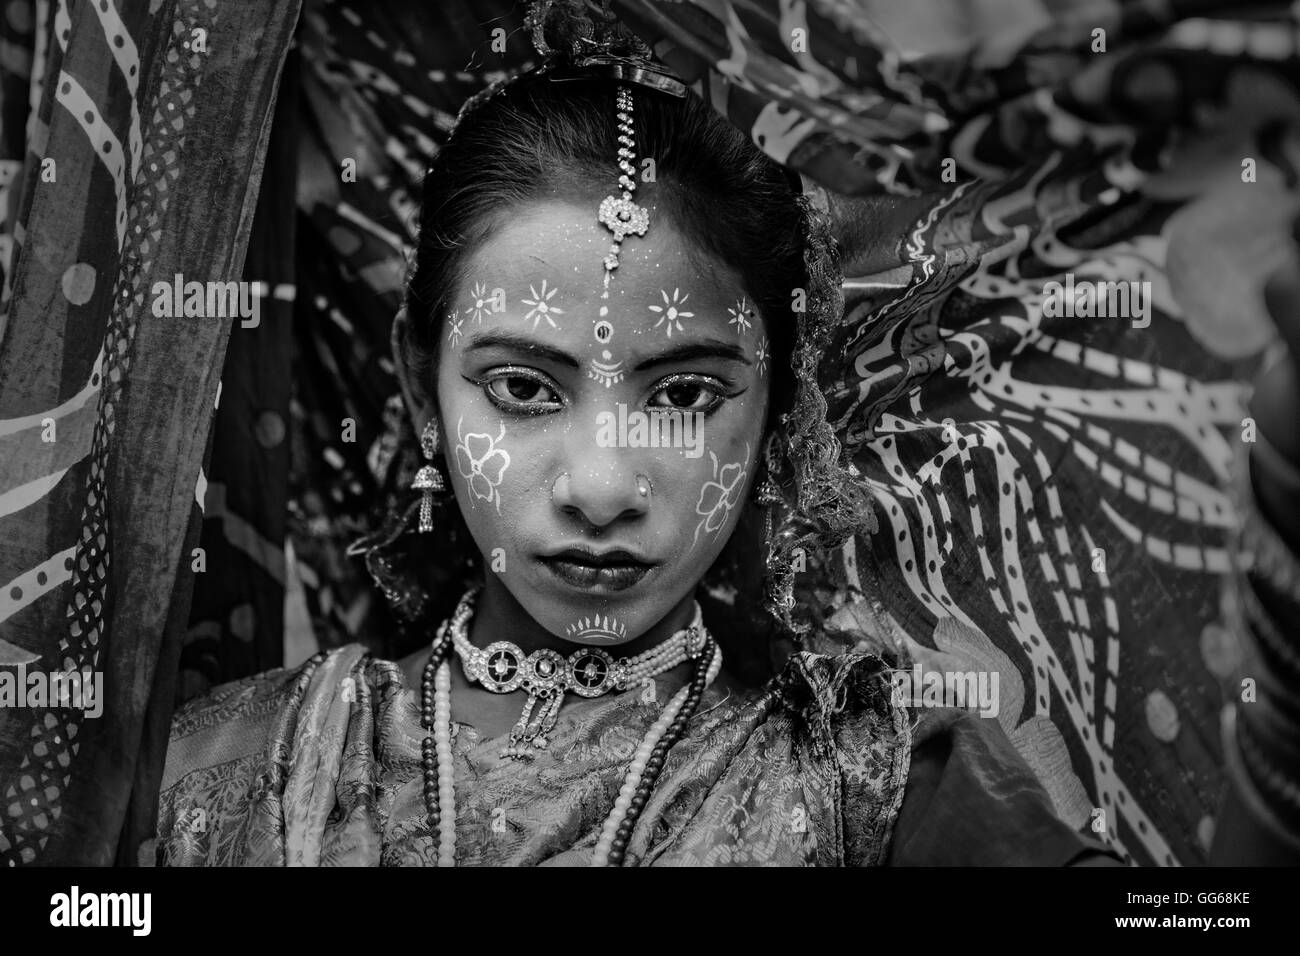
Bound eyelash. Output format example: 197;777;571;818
465;368;742;418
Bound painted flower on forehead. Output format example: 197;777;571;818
728;297;753;335
522;279;564;330
468;281;493;323
692;444;750;545
755;335;769;377
446;310;464;344
649;288;694;337
455;417;511;514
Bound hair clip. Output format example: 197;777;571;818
547;53;689;98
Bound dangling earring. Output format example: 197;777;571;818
754;436;783;545
413;419;447;533
755;435;798;615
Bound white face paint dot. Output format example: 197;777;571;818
599;305;608;317
601;350;611;360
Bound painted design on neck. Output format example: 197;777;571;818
565;614;628;643
588;350;625;388
522;279;564;330
692;441;750;546
454;416;511;514
649;287;693;337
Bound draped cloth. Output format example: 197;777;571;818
1;0;1293;865
156;642;912;867
0;0;301;865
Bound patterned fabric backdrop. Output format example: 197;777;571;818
0;0;300;865
1;0;1293;866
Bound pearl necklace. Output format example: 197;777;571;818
420;586;722;866
449;590;708;759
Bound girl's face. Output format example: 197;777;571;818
429;199;770;645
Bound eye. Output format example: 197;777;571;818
490;376;551;403
473;368;563;414
648;375;726;414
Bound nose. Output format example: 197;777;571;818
551;443;649;530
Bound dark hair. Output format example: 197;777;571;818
389;65;872;681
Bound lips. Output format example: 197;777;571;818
539;547;656;592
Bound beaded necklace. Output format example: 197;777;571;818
419;586;722;866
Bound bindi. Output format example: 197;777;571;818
588;350;625;388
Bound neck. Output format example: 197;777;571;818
470;571;699;658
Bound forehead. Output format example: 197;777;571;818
456;199;748;335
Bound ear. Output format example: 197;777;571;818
391;305;437;434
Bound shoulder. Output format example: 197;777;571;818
630;648;910;866
774;650;914;865
165;646;378;772
157;644;398;865
771;649;906;746
701;646;905;745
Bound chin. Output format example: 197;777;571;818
510;559;696;645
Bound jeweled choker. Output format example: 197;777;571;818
449;587;708;759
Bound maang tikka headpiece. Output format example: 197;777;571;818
593;85;648;312
541;8;688;306
453;0;690;309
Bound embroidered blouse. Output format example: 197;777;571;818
156;640;1113;866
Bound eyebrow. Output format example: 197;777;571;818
463;330;578;368
462;330;752;371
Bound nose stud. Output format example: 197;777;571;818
552;471;651;502
551;471;571;503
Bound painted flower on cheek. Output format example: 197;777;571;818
692;443;750;545
454;416;511;513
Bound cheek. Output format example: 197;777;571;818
440;409;556;550
440;409;525;533
454;420;507;496
661;436;758;554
